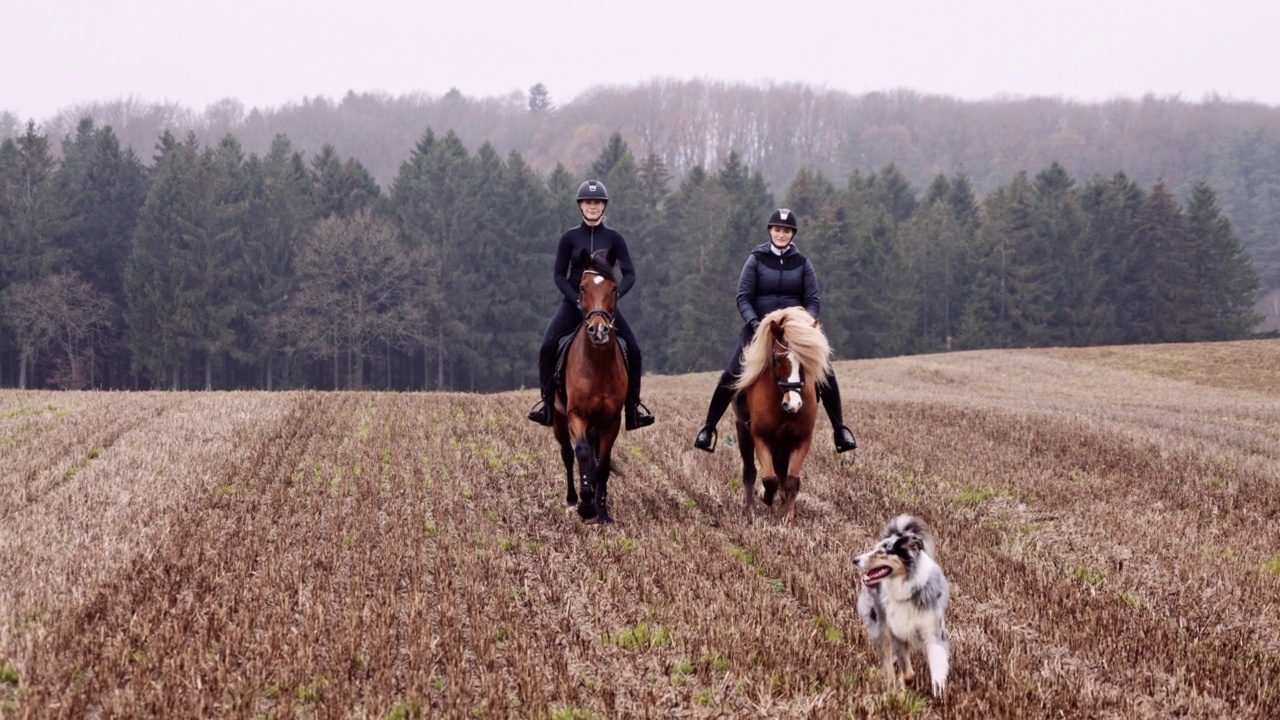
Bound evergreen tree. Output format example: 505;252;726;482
468;146;555;390
665;165;734;372
0;122;63;386
902;182;966;351
1027;162;1105;346
311;144;380;219
959;175;1036;348
1130;181;1195;343
528;83;553;114
244;135;313;389
389;128;476;389
1080;173;1145;344
124;132;202;388
1184;182;1261;339
50;118;148;387
626;152;675;371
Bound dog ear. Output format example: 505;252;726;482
896;533;923;554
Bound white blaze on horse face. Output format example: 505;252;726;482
781;348;803;413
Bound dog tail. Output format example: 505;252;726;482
884;514;937;557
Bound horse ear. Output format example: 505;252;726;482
578;248;590;267
606;247;616;267
772;321;786;342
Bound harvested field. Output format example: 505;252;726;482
1;340;1278;719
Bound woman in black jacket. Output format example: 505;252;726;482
692;208;856;453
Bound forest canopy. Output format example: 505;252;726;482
0;82;1272;390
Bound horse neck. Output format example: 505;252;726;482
573;325;624;369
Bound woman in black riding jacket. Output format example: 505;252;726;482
692;207;857;453
526;179;655;431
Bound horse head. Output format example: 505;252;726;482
768;319;806;413
577;248;618;347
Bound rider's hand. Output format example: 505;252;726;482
749;319;760;334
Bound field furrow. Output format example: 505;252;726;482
1;340;1277;718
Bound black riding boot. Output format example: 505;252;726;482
526;342;556;426
624;348;654;431
820;373;857;453
693;379;735;452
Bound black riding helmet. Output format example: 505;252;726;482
577;179;609;205
767;207;798;232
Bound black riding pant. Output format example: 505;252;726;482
538;299;643;403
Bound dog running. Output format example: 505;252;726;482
853;514;950;697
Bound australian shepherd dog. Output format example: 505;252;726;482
853;514;950;697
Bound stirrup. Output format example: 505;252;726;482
834;425;857;453
625;401;655;431
693;425;717;453
526;400;553;426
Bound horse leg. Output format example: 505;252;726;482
592;423;619;524
754;440;779;508
567;415;598;521
555;419;577;510
561;443;577;510
735;418;756;516
780;437;813;525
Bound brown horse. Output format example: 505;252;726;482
731;306;832;523
553;248;627;524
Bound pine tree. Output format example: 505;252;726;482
1184;182;1261;339
1079;173;1139;343
389;128;476;389
959;176;1035;349
244;135;313;389
124;133;202;388
0;122;64;386
1130;181;1194;343
49;119;148;387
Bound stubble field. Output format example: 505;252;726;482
1;341;1278;719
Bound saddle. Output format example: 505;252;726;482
552;326;630;399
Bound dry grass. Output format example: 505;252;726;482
1;340;1277;719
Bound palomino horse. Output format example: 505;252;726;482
732;306;832;523
553;248;627;524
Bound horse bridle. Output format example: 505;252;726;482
580;270;617;330
771;338;804;391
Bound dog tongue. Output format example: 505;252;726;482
864;567;891;586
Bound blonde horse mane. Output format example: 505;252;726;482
732;306;832;393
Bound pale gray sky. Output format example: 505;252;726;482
5;0;1278;122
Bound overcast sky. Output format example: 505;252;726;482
5;0;1278;122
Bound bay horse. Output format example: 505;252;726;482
553;248;627;524
731;306;832;523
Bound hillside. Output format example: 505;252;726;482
1;340;1278;717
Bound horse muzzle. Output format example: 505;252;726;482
781;392;803;413
587;323;612;346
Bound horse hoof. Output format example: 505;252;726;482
577;501;598;521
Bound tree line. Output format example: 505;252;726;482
10;81;1279;300
0;119;1261;391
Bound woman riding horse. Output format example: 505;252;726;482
693;208;857;453
733;305;832;523
527;180;654;431
554;249;628;523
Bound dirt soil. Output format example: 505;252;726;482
2;340;1278;719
